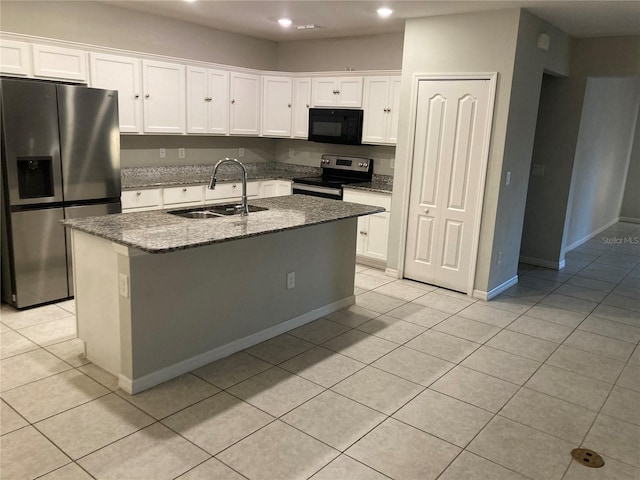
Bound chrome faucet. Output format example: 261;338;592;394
209;158;249;216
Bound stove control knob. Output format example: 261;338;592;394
364;163;368;168
358;162;363;167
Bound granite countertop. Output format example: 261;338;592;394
63;195;384;254
121;163;320;189
343;176;393;194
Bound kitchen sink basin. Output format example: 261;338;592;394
169;204;268;218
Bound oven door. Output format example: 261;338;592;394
292;183;342;200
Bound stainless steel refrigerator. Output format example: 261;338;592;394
1;78;121;309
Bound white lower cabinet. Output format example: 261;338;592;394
343;189;391;265
260;180;292;198
121;189;162;212
204;181;259;204
163;185;204;207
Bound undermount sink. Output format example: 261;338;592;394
169;204;268;219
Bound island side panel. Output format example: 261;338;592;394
126;218;357;391
72;230;123;376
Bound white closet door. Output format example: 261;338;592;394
404;79;492;293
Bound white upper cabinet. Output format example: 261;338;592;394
229;71;261;136
0;40;31;77
186;67;229;135
292;78;311;139
142;60;186;134
90;53;143;133
262;75;293;138
32;44;86;82
312;76;363;108
362;76;401;145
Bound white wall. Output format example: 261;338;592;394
620;110;640;221
565;77;640;247
388;8;570;294
0;1;278;70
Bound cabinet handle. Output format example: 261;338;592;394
362;231;368;236
336;90;340;94
232;184;237;188
288;103;291;108
183;188;187;192
306;104;310;108
136;191;141;196
231;99;236;104
134;94;140;99
145;94;150;99
424;209;430;214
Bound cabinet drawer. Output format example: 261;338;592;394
122;189;161;209
343;190;391;211
163;185;204;205
204;181;258;201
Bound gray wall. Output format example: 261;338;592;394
120;136;276;168
274;139;396;176
388;9;570;294
565;77;640;246
620;109;640;221
0;1;278;70
521;36;640;265
276;32;404;72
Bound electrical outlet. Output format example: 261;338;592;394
286;272;296;290
289;148;295;159
159;148;166;159
239;147;245;158
497;250;502;265
178;148;185;159
118;273;129;298
505;171;511;186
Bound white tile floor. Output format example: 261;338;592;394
1;222;639;479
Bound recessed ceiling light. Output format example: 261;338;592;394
377;7;394;18
278;18;292;28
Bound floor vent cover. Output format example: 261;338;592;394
571;448;605;468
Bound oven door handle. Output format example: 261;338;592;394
292;183;342;197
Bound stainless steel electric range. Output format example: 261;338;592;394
292;154;373;200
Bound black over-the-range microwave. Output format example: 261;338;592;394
308;108;364;145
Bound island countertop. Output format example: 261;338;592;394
63;195;384;253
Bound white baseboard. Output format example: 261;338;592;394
473;275;518;301
565;217;620;253
619;216;640;224
519;256;565;270
356;255;387;270
118;296;355;394
384;268;400;278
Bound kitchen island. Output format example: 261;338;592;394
63;195;383;394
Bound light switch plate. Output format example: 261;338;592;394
118;273;129;298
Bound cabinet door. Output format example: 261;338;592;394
262;76;293;138
121;189;162;210
362;77;390;144
386;77;402;144
362;212;390;261
32;44;86;82
208;69;229;135
259;180;276;198
275;180;292;196
292;78;311;139
229;72;261;135
90;53;143;133
336;77;363;107
186;66;208;134
312;77;338;107
142;60;186;133
0;40;31;77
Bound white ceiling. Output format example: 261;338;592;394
103;0;640;42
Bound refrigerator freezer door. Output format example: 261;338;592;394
64;202;121;295
1;79;64;206
57;85;121;202
9;208;68;308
